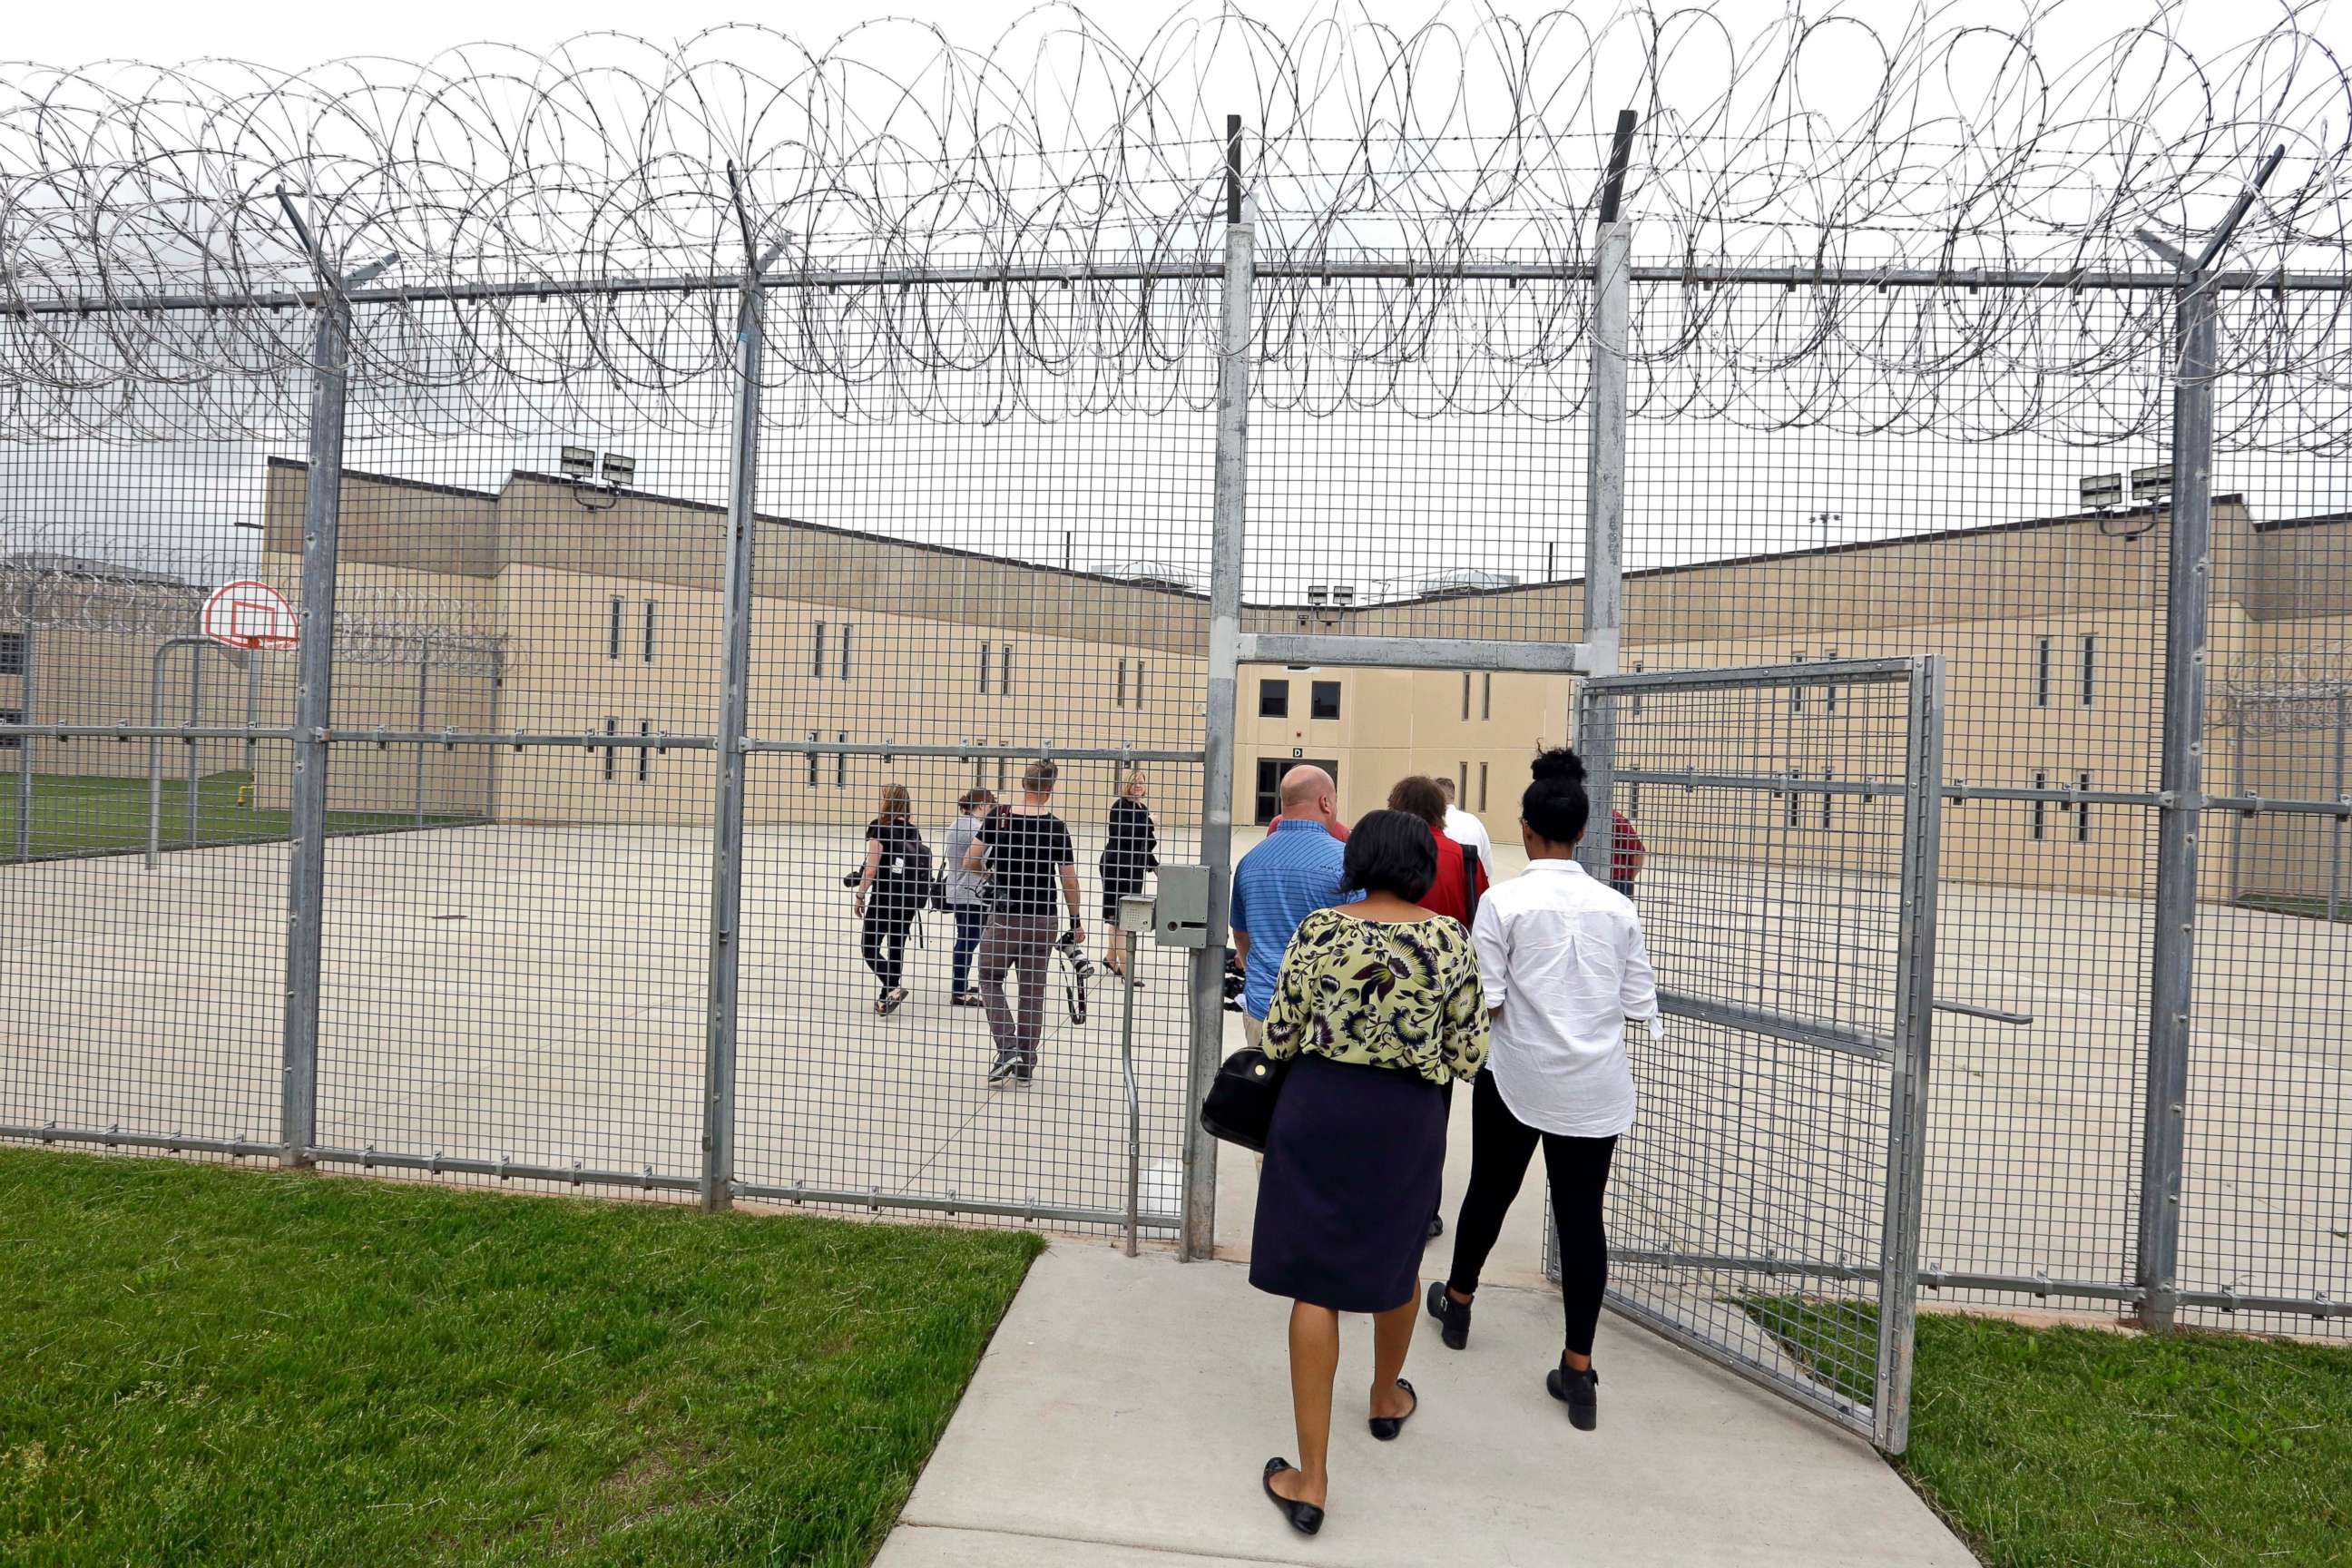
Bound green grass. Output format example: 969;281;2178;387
0;770;469;860
0;1148;1044;1567
1747;1298;2352;1567
2235;893;2350;925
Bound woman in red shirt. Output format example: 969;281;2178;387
1387;776;1488;926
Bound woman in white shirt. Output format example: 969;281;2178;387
1425;747;1661;1433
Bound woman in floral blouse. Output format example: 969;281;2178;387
1251;808;1488;1537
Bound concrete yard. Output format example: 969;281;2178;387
3;820;2346;1326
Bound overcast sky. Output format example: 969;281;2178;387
4;3;2346;593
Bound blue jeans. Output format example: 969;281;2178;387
950;904;988;994
1610;878;1636;901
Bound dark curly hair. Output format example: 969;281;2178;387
1522;746;1591;848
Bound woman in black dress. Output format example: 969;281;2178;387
1251;810;1488;1536
853;783;928;1016
1100;771;1158;982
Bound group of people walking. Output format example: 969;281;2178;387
848;761;1159;1085
1237;751;1660;1538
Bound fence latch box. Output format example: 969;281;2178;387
1151;865;1212;948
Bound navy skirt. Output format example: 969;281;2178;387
1250;1053;1446;1313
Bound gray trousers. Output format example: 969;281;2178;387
977;911;1057;1064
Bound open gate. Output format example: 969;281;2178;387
1568;657;1945;1452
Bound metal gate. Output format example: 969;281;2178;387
1571;657;1945;1452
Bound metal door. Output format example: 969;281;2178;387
1568;657;1944;1453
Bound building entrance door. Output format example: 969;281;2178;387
1252;756;1339;824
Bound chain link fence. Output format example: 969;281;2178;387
3;7;2347;1357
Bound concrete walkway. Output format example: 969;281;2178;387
877;1243;1975;1567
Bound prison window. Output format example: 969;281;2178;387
0;632;23;677
1790;651;1806;713
1259;679;1289;718
1824;647;1840;713
2081;636;2096;707
1136;662;1146;712
1459;762;1469;802
1310;681;1340;720
2032;770;2047;839
1462;671;1472;722
1000;644;1014;696
995;753;1008;790
1822;769;1834;830
837;732;848;789
1479;761;1489;811
839;623;853;681
608;598;623;660
2076;771;2093;842
0;707;19;749
814;622;828;681
808;730;820;789
637;720;652;783
602;716;617;783
1116;659;1128;708
2035;637;2052;707
1632;660;1644;715
1785;769;1800;828
642;601;656;662
1482;672;1493;721
978;642;990;692
1630;780;1641;818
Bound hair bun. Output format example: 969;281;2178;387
1531;746;1587;785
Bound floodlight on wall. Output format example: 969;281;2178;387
2130;464;2172;501
602;452;636;487
2079;473;2123;509
560;445;595;480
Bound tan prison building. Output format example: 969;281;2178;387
6;460;2344;907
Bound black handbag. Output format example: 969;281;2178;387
1200;1045;1289;1152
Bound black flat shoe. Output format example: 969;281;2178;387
1546;1363;1600;1431
1367;1377;1417;1441
1426;1279;1471;1350
1262;1457;1324;1536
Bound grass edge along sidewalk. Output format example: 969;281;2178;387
0;1148;1043;1567
1747;1297;2352;1568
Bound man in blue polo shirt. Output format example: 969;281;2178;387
1230;765;1354;1047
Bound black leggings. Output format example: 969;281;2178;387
1446;1070;1619;1358
861;901;918;991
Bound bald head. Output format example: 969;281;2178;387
1279;765;1338;828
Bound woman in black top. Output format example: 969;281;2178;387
854;783;928;1017
965;759;1083;1085
1100;771;1159;982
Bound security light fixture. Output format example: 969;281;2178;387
2130;464;2172;501
560;445;595;480
2079;473;2123;509
601;452;636;487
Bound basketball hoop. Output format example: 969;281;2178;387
201;580;299;651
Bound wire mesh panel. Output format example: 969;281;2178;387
1578;659;1941;1451
1;351;300;1162
731;355;1216;1232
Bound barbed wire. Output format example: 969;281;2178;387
0;3;2347;438
0;524;505;673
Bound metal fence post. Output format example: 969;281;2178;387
2331;692;2346;923
280;285;356;1171
701;180;768;1215
2137;274;2220;1333
414;637;430;828
1183;115;1252;1262
187;646;203;848
13;579;31;862
1575;113;1636;881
